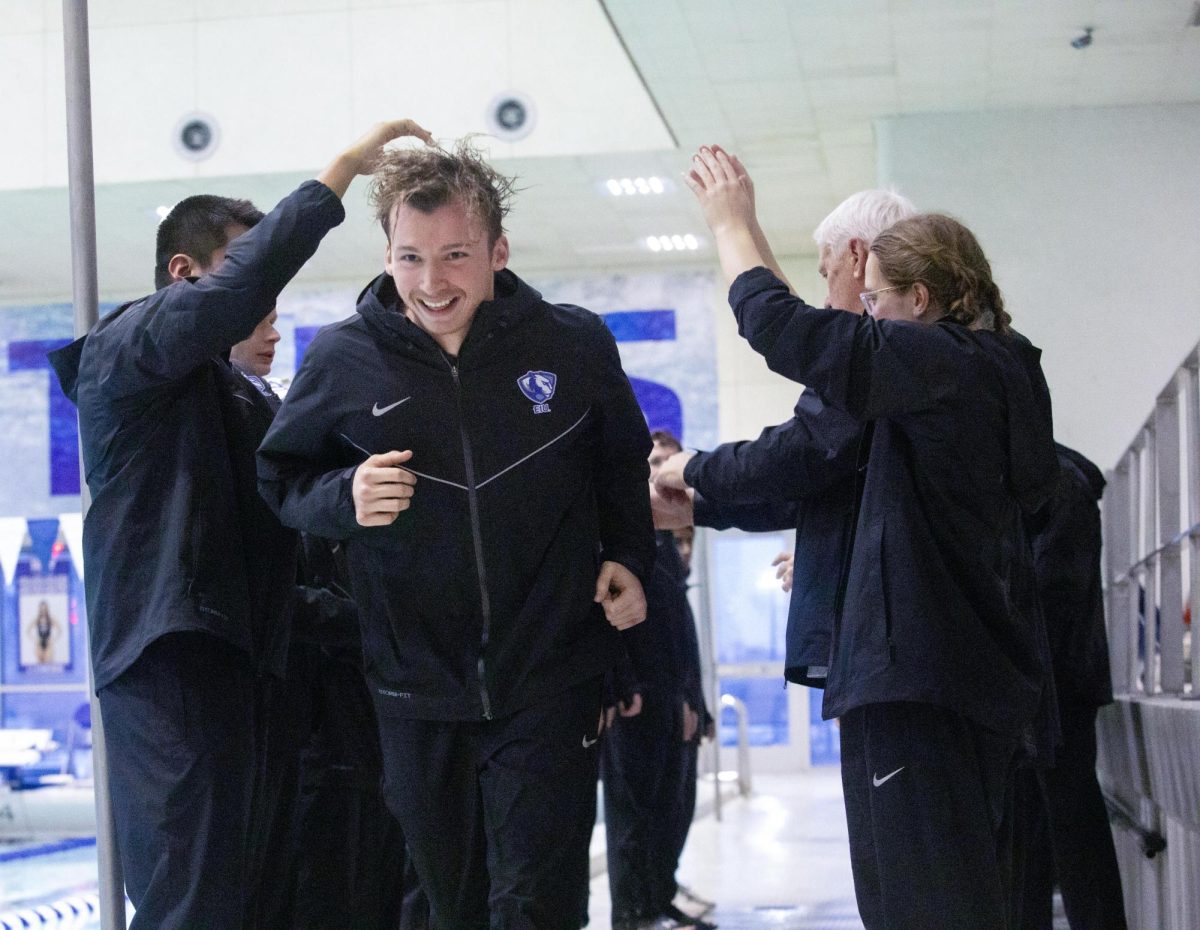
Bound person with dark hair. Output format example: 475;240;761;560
152;194;265;289
1015;443;1127;930
48;119;432;930
602;429;713;930
257;137;655;929
685;145;1058;930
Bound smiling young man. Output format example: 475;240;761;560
257;140;655;929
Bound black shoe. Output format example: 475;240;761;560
663;903;716;930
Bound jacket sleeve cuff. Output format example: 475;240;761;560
298;178;348;227
600;550;651;587
729;266;788;308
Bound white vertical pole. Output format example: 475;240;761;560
62;2;126;927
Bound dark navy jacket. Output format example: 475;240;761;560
730;267;1058;736
257;270;655;722
685;387;860;686
49;181;345;690
1027;443;1114;708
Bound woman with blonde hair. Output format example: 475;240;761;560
685;145;1057;930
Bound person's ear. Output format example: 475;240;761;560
911;282;932;318
383;239;393;276
846;238;870;281
167;253;202;283
491;235;510;272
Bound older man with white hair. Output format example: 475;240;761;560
651;186;915;690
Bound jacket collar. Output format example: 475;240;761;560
356;268;542;360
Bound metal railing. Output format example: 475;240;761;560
1102;788;1167;860
1102;342;1200;697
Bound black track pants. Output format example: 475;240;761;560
840;701;1019;930
601;696;688;922
377;676;603;930
100;632;257;930
1014;700;1127;930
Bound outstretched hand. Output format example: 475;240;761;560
649;482;694;531
684;145;767;285
318;119;435;198
684;145;756;235
653;449;695;492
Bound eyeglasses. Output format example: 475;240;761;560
859;285;906;314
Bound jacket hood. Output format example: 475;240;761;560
48;336;87;402
996;329;1059;514
1056;442;1106;500
355;268;543;353
47;300;142;402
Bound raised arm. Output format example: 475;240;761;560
317;119;433;198
720;149;796;295
93;120;434;397
684;145;771;289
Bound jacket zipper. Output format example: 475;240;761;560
448;359;494;720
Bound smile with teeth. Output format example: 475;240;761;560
420;296;456;311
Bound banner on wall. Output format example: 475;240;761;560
0;273;718;519
0;302;90;518
281;271;720;450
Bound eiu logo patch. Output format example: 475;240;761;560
517;371;557;414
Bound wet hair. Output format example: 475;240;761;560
153;195;263;290
812;188;916;257
869;213;1012;335
650;430;683;453
369;137;516;245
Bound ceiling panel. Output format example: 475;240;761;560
1;0;1199;303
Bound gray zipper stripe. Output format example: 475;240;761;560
338;432;372;456
475;407;591;489
397;468;468;491
339;432;469;491
341;406;590;496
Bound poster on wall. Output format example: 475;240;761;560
17;573;72;672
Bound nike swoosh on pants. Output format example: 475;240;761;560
872;766;905;787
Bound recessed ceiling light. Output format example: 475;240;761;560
605;176;668;197
645;234;701;252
